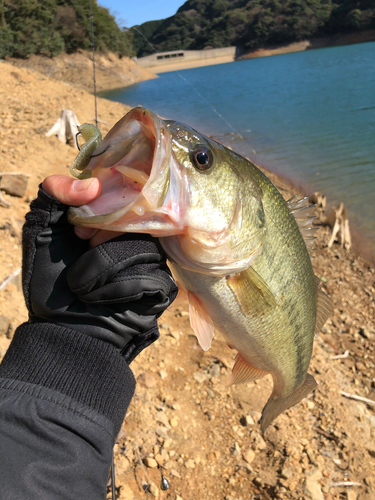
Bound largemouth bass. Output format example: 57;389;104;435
68;108;333;431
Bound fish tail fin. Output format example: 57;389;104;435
260;373;317;432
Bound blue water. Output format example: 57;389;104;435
101;42;375;261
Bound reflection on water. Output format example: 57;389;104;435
101;42;375;262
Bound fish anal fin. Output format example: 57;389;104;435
226;267;276;317
314;276;334;336
260;373;317;431
228;353;268;386
188;292;214;351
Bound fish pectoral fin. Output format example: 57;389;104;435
167;282;189;310
314;276;334;336
228;353;268;385
226;267;276;317
260;373;317;432
188;292;214;351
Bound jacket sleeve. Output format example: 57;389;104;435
0;321;135;500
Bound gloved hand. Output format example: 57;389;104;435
22;180;178;363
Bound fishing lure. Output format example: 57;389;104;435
70;123;102;179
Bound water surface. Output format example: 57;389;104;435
102;42;375;261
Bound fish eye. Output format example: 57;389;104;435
191;145;214;171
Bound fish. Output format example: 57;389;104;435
68;107;333;431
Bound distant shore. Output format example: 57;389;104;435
240;29;375;61
143;29;375;74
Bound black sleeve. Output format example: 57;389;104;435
0;321;135;500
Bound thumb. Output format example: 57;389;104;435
42;175;101;206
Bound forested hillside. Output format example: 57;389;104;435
0;0;133;58
132;0;375;57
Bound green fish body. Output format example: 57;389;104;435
68;108;332;430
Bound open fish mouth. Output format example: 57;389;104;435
68;108;186;235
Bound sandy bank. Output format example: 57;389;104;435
1;60;375;499
6;50;157;93
147;54;236;74
240;29;375;60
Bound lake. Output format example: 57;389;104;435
101;42;375;263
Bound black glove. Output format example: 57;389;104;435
22;186;178;363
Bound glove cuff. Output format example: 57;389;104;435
0;322;135;435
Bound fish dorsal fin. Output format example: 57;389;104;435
188;292;214;351
287;195;319;250
228;353;268;385
314;276;334;335
226;267;276;317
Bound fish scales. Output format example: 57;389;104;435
68;108;331;431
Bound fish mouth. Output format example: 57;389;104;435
68;108;186;235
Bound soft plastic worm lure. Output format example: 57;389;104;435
70;123;102;179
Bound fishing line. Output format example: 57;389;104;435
175;72;244;141
87;7;115;497
89;0;98;127
128;27;245;142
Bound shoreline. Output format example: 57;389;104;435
1;58;374;270
238;29;375;61
252;160;375;267
133;31;375;76
1;60;375;500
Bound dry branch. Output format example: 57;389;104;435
324;203;352;250
340;391;375;407
0;267;21;292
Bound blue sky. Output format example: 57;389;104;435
97;1;184;27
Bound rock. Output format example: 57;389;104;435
138;372;157;388
359;326;374;340
232;441;241;456
0;316;11;337
163;460;178;469
252;432;267;451
175;495;183;500
155;426;169;440
346;491;358;500
144;457;158;468
118;484;137;500
155;411;171;429
0;173;29;197
193;371;209;383
304;468;324;500
116;456;131;475
184;458;195;469
243;449;255;464
149;481;159;497
280;466;293;479
364;476;375;490
164;438;173;448
170;469;181;478
242;415;254;426
159;323;170;330
169;330;181;341
249;410;262;423
170;416;179;427
159;369;168;380
209;363;221;378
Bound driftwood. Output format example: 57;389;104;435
324;203;352;250
46;109;80;148
308;191;326;210
0;267;21;292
